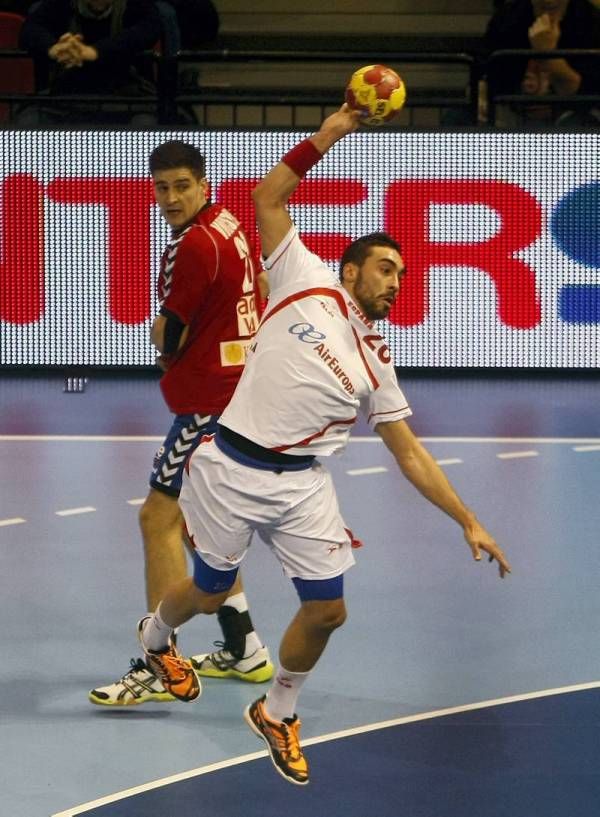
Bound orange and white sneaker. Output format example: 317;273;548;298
244;695;309;785
137;617;201;702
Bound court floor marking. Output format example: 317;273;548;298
0;517;26;526
417;437;600;444
55;506;97;517
347;466;388;476
0;435;163;442
496;450;539;460
2;437;597;524
347;458;464;475
51;679;600;817
2;436;600;444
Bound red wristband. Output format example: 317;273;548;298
281;139;323;178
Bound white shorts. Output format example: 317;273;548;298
179;437;356;581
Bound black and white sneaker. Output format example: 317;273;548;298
88;658;175;707
190;645;274;683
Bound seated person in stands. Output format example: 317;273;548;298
485;0;600;124
19;0;162;121
153;0;219;59
0;1;36;13
164;0;219;49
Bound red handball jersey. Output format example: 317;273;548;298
157;203;260;415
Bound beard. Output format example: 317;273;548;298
354;275;394;320
359;298;391;321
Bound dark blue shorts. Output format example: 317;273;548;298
150;413;219;497
193;551;238;594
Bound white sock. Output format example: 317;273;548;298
141;604;173;652
264;666;311;722
242;630;263;657
222;592;263;658
224;592;248;613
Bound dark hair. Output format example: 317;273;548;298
149;141;206;178
338;232;402;281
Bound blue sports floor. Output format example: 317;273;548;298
1;372;599;817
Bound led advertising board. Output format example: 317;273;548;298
1;130;598;367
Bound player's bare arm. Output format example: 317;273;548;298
252;104;361;258
376;419;511;578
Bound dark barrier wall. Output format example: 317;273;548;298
1;129;598;368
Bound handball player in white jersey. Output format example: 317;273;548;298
138;104;512;786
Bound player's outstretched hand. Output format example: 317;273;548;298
311;104;361;155
319;103;362;139
463;519;511;579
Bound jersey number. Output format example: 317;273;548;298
363;334;391;364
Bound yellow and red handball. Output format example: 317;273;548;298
345;64;406;126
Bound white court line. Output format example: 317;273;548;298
573;444;600;452
0;435;162;442
0;517;26;527
419;437;600;444
348;437;600;445
497;450;539;460
2;435;600;444
55;507;96;517
347;466;388;476
51;680;600;817
126;498;145;505
436;458;463;466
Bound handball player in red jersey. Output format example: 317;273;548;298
89;141;273;707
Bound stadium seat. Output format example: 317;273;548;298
0;12;35;123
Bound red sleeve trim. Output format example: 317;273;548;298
367;407;410;424
260;287;349;326
263;231;295;269
351;327;379;390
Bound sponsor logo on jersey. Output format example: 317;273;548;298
219;339;253;367
288;322;327;343
288;322;355;394
313;343;355;394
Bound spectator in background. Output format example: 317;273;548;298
485;0;600;125
19;0;162;123
154;0;219;56
0;0;35;13
167;0;218;49
153;0;219;121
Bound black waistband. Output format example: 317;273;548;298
217;425;314;467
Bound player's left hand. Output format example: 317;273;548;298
463;519;511;579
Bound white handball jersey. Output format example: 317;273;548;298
219;227;412;456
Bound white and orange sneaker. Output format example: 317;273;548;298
138;616;201;702
244;695;309;785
